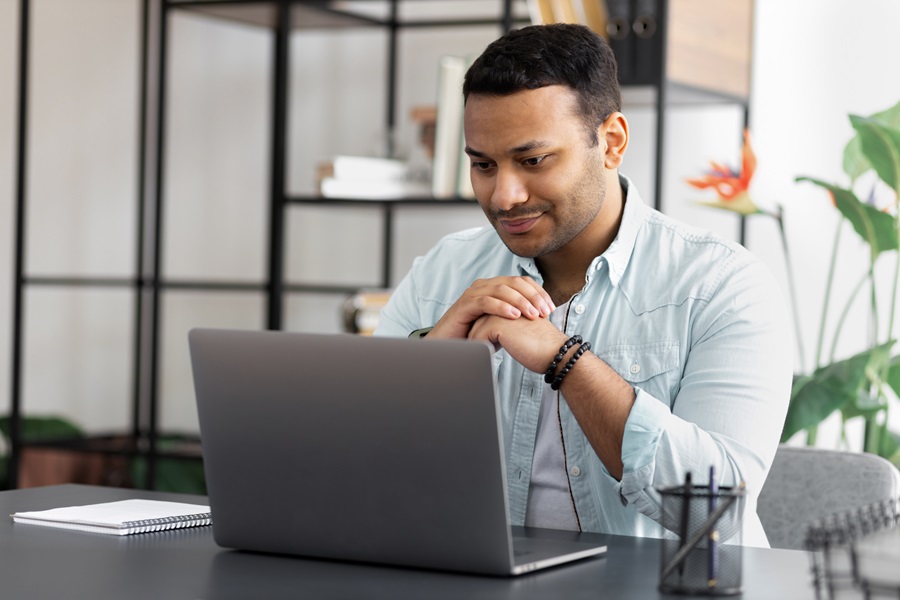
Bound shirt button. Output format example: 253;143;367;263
630;363;641;375
574;304;585;314
570;466;581;477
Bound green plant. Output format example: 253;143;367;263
687;101;900;465
0;416;84;489
0;417;205;493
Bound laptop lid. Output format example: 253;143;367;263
188;328;605;576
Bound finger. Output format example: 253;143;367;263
477;278;553;319
506;277;556;317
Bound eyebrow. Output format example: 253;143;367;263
465;140;552;159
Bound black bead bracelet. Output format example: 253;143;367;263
550;341;591;390
544;335;582;384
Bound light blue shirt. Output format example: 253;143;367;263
375;176;792;547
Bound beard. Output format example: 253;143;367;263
486;158;608;259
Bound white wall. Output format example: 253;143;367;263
748;0;900;446
1;0;898;443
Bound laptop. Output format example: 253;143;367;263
188;328;607;576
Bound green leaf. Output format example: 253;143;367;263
0;416;83;442
843;136;868;182
843;100;900;182
849;114;900;192
871;99;900;128
782;343;894;441
877;423;900;465
840;388;885;420
796;177;898;259
887;354;900;398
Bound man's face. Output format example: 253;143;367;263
463;86;609;259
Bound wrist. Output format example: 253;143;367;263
544;335;592;390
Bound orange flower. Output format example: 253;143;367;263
686;129;760;216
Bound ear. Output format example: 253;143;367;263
599;112;628;169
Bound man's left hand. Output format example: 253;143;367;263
467;314;568;374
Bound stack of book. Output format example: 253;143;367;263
318;155;429;200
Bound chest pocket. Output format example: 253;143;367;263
599;341;680;386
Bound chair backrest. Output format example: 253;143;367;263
757;445;900;550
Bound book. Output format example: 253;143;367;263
321;155;408;183
320;177;429;200
431;55;467;199
527;0;579;25
580;0;608;36
550;0;579;23
317;154;429;199
526;0;555;24
455;54;478;200
11;498;212;536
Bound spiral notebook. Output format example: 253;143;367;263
11;499;212;536
806;496;900;598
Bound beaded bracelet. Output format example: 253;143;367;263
544;335;582;384
550;341;591;391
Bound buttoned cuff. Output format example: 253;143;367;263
615;387;671;513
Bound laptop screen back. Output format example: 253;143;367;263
189;328;515;575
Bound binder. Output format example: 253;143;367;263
631;0;663;85
604;0;633;84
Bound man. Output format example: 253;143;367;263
375;24;791;547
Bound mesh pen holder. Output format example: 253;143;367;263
657;482;746;596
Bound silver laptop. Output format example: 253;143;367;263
188;328;607;576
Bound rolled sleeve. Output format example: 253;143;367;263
609;255;792;545
616;387;672;517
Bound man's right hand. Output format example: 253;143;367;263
428;276;555;339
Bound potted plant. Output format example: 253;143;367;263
687;101;900;465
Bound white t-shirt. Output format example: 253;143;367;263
524;302;579;531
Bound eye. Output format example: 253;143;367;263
522;155;547;167
471;161;493;171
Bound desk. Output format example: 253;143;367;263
1;484;813;599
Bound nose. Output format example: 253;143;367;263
490;166;529;212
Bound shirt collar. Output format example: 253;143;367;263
509;173;646;286
601;174;645;287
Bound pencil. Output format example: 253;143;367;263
678;472;692;578
708;466;719;588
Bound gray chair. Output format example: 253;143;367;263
757;445;900;550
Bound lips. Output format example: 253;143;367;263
498;215;540;234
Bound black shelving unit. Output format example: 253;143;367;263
8;0;750;490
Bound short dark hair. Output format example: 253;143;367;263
463;24;621;146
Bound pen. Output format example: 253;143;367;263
678;472;692;578
708;465;719;588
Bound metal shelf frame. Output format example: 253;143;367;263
8;0;749;489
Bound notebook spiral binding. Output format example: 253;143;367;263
805;496;900;600
121;512;212;534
